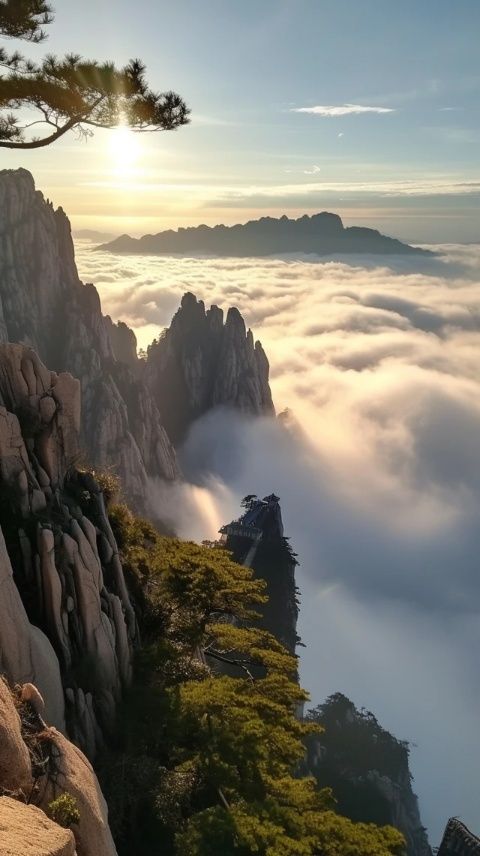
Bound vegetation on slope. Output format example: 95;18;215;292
97;502;405;856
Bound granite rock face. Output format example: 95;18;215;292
0;343;136;756
144;292;275;443
0;168;178;510
220;493;298;655
0;798;76;856
0;679;117;856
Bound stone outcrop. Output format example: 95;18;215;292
219;493;298;654
0;680;32;795
302;693;431;856
0;798;76;856
0;343;136;755
0;168;178;510
41;728;117;856
103;317;139;374
0;678;117;855
144;292;275;443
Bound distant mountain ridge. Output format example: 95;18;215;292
98;211;429;258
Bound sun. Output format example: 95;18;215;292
109;124;141;176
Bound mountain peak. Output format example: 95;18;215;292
144;293;274;443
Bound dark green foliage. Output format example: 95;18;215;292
0;0;53;42
0;2;189;148
98;507;406;856
305;694;412;827
307;693;411;782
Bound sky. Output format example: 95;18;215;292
2;0;480;241
76;240;480;844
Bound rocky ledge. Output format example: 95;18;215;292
0;677;116;856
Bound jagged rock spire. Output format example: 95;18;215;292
144;292;275;443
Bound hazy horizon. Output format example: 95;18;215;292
2;0;479;243
72;211;478;247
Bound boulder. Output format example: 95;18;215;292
40;728;117;856
0;797;76;856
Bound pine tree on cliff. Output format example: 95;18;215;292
0;0;189;149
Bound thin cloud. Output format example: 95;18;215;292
292;103;395;117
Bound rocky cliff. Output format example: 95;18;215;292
0;170;276;501
0;168;178;511
303;693;431;856
99;211;430;258
144;292;275;443
0;343;136;758
219;494;298;654
0;677;117;855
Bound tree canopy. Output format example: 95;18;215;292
98;502;406;856
0;1;189;148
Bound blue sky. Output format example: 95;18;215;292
2;0;479;240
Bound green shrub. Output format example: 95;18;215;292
91;468;121;505
47;793;80;828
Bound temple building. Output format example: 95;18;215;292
219;493;299;653
438;820;480;856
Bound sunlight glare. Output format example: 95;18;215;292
109;124;141;177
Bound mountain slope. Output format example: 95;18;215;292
0;168;178;510
99;211;429;258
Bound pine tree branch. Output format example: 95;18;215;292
0;114;76;147
205;650;255;682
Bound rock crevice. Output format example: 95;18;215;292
0;343;136;755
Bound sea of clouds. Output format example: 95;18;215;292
76;240;480;843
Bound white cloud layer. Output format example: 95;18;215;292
75;241;480;843
292;103;395;116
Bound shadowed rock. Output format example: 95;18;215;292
99;211;430;258
144;292;275;443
